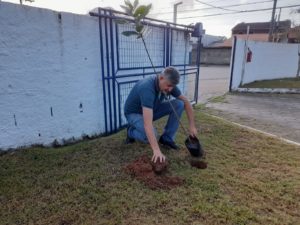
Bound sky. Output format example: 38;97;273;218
3;0;300;37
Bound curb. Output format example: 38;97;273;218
204;113;300;147
234;88;300;94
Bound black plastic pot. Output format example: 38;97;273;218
185;136;204;158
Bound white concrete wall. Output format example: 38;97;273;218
230;38;300;90
0;2;104;150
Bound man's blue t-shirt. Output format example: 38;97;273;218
124;76;182;115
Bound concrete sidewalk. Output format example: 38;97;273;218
205;93;300;144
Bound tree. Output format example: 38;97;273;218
117;0;155;68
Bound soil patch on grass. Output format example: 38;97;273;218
190;159;208;169
124;155;184;190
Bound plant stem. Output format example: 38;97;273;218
141;35;157;74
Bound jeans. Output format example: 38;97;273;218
125;99;184;143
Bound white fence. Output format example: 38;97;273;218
230;38;300;90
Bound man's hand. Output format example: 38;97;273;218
152;150;166;163
143;107;166;163
189;125;198;137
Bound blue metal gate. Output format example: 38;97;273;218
90;8;201;135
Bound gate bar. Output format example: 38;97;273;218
98;9;108;133
90;7;194;30
90;12;194;33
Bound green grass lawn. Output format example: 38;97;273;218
1;110;300;225
241;77;300;89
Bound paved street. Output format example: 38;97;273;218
195;65;300;144
198;65;230;103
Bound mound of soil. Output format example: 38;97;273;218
150;159;168;174
190;159;208;169
124;155;184;190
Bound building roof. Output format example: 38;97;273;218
210;33;269;48
209;21;294;48
232;20;291;32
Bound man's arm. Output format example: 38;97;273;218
178;95;198;137
142;107;166;162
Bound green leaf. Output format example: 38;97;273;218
133;0;139;9
142;4;152;17
135;23;144;33
122;31;139;36
133;5;147;18
124;0;133;10
146;4;152;15
133;4;152;18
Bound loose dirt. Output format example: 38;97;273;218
150;159;168;174
190;159;208;169
124;155;184;190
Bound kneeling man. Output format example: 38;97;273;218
124;67;197;163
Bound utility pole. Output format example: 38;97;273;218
274;8;282;42
268;0;278;41
277;7;282;23
173;1;183;24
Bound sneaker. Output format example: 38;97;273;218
125;126;135;144
159;136;179;150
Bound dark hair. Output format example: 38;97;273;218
162;66;180;85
